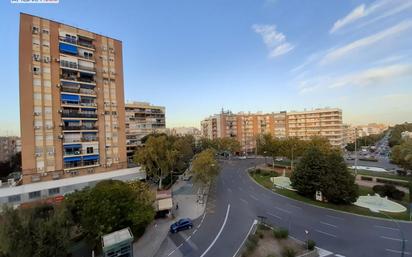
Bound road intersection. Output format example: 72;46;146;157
156;159;412;257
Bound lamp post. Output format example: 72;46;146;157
264;151;268;165
354;128;358;176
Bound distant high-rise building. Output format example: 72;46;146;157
125;102;166;159
19;13;127;184
0;136;21;162
201;108;343;153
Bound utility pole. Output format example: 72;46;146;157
354;128;358;176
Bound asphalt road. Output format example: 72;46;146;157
157;159;412;257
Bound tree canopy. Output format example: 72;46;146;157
191;149;220;185
391;139;412;171
64;180;155;247
290;146;358;204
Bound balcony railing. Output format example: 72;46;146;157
78;65;96;72
77;77;96;83
61;112;98;118
62;126;98;131
59;36;95;50
64;160;99;169
82;137;98;142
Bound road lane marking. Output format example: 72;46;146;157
381;236;407;242
326;215;344;221
199;204;231;257
274;206;291;214
232;220;258;257
374;225;400;231
249;194;259;201
385;249;411;255
192;229;198;234
167;249;176;256
320;221;338;228
316;247;333;257
185;235;192;241
335;254;346;257
266;212;282;220
240;198;249;204
315;229;337;238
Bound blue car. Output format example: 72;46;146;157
170;218;193;233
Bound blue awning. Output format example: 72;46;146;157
83;155;99;161
61;94;80;101
59;43;78;55
64;156;81;162
63;144;81;149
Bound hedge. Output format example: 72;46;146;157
376;178;409;188
360;176;373;181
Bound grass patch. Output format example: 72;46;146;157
250;172;411;221
350;169;412;182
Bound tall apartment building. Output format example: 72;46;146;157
201;108;343;153
19;13;127;184
342;124;356;146
125;102;166;159
0;137;21;162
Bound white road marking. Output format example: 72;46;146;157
274;206;291;214
335;254;346;257
185;235;192;241
316;247;334;257
249;194;259;201
240;198;249;204
167;249;176;256
315;229;337;238
320;221;338;228
374;225;400;231
326;215;344;221
232;220;258;257
192;229;198;235
266;212;282;220
385;249;411;255
199;204;231;257
381;236;407;242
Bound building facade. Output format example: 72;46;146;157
19;13;127;184
0;137;21;162
125;102;166;159
201;108;343;153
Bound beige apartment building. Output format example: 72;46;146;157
201;108;343;153
125;102;166;159
0;137;21;162
19;13;127;184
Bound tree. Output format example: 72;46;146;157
217;138;241;155
391;139;412;171
279;137;307;171
291;146;358;204
191;149;220;185
134;135;178;189
65;180;155;247
0;205;71;257
320;151;358;204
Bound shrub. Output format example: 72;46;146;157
376;178;409;187
360;176;373;181
273;228;289;239
306;239;316;251
373;184;405;200
282;247;296;257
258;223;270;230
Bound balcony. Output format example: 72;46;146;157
64;160;99;169
59;36;95;50
62;125;98;131
61;111;98;119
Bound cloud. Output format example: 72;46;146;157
298;63;412;93
321;20;412;64
330;4;367;33
252;24;294;58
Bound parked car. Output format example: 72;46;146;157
170;218;193;233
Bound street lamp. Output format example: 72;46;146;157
264;151;268;165
354;128;358;176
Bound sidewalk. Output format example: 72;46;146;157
133;179;207;257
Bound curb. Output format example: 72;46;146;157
246;170;412;224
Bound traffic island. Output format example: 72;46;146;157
239;223;318;257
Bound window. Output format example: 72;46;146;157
8;195;21;203
29;191;41;199
43;67;50;74
33;79;41;87
33;53;41;62
42;28;49;34
42;41;50;48
33;66;41;75
48;188;60;196
33;93;42;101
43;56;50;63
32;26;39;34
87;147;93;154
43;80;51;88
32;38;40;46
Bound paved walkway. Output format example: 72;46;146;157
133;179;207;257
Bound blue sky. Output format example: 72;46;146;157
1;0;412;136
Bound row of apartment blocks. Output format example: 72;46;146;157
19;13;165;184
201;108;343;153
